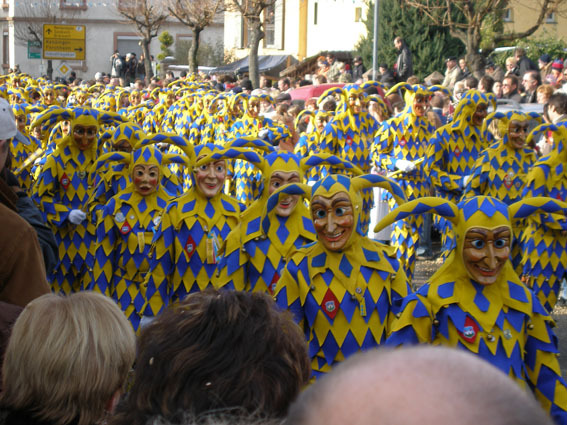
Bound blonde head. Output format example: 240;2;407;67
1;292;136;425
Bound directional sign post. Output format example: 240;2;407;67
42;24;85;60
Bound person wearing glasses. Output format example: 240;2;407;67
501;75;523;103
521;70;542;104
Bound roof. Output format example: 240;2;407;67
210;55;297;78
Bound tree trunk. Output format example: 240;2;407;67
248;18;264;89
141;39;152;84
188;27;202;74
465;26;484;79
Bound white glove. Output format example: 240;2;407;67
395;159;416;173
462;175;472;188
258;129;270;140
68;209;87;225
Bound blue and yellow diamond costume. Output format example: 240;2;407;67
463;111;541;273
320;85;379;234
521;123;567;313
214;152;355;294
143;144;248;317
90;137;192;330
228;94;281;205
373;83;440;282
31;107;127;294
382;196;567;424
425;90;495;256
273;173;410;379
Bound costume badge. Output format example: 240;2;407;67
77;171;87;179
119;221;131;235
60;173;70;190
184;234;196;259
454;147;461;157
268;272;280;295
321;288;339;320
115;212;125;223
457;316;479;344
503;170;514;189
346;136;353;146
399;138;407;147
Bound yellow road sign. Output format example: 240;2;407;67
43;24;85;60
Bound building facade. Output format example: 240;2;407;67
224;0;368;61
0;0;223;80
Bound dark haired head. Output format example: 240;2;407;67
110;291;310;425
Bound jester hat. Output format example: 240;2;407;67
386;82;451;115
482;110;542;140
373;196;567;286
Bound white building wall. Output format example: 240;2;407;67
223;0;367;61
305;0;367;57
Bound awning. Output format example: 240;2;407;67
210;55;297;78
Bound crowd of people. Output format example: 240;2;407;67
1;40;567;424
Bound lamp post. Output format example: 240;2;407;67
372;0;379;80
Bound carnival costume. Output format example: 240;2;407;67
383;196;567;425
521;124;567;313
31;107;127;294
294;109;333;185
143;144;254;317
272;172;410;378
91;135;192;330
10;103;43;191
228;93;281;205
216;149;335;294
425;90;495;256
463;111;541;273
319;84;380;235
373;83;441;282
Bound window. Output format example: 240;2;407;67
546;12;556;23
503;9;512;22
264;3;275;47
314;2;318;25
60;0;87;9
355;7;362;22
115;35;143;58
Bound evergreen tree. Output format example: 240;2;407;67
356;0;464;80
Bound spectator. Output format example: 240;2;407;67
548;60;565;88
315;56;329;76
312;74;327;86
539;53;553;82
493;80;503;98
546;92;567;124
110;50;123;79
337;62;352;83
136;53;146;81
521;70;541;103
259;75;272;89
442;56;463;90
537;84;554;105
378;63;396;87
239;78;253;94
505;56;519;77
458;57;472;80
287;347;554;425
278;77;291;93
515;47;538;78
394;36;413;82
485;61;505;83
502;74;522;103
478;74;494;94
325;53;341;82
0;292;136;425
464;75;478;90
352;56;366;82
110;291;310;424
125;53;137;86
